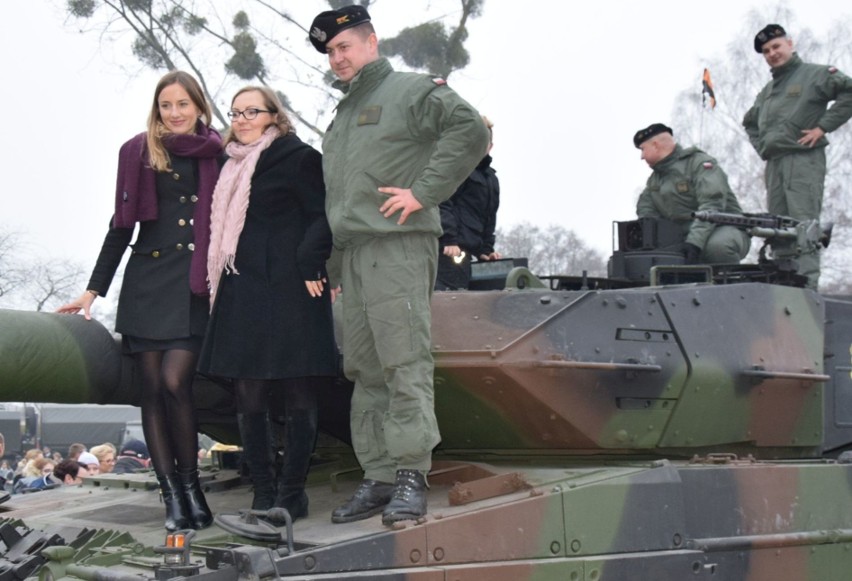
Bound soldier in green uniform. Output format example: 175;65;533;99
634;123;750;264
743;24;852;288
309;6;489;526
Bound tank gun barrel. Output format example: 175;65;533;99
0;309;124;404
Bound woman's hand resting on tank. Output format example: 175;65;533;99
56;291;97;320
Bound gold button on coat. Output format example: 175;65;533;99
152;250;160;258
172;172;180;180
178;219;187;226
190;195;198;203
179;196;187;203
188;243;195;251
176;243;184;251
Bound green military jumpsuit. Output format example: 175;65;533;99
637;145;751;263
743;53;852;288
323;58;489;483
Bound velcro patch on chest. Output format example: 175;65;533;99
786;84;803;97
676;181;690;193
357;105;382;125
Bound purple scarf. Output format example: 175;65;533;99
113;121;222;296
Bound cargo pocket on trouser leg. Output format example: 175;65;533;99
384;406;441;471
351;409;393;479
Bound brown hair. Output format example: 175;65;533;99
146;71;212;172
67;442;85;460
353;21;376;39
224;86;293;147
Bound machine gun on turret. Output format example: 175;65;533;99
692;211;832;277
607;212;832;287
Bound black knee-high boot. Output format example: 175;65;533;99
157;473;191;531
273;406;318;521
237;412;277;510
178;469;213;529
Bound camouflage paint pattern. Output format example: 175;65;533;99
3;281;852;580
431;283;828;458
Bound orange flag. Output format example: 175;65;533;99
702;68;716;109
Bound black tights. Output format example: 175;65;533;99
235;378;318;419
136;349;200;476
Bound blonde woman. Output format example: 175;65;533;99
58;71;222;531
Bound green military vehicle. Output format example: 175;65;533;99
1;214;850;580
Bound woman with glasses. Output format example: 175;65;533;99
199;86;337;522
57;71;223;532
90;444;117;474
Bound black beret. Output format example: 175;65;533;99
633;123;673;148
309;5;371;53
754;24;786;53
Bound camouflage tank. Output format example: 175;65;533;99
2;214;852;580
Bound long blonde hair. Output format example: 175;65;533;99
223;86;293;147
146;71;212;172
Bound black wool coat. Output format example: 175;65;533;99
198;134;338;380
89;155;209;341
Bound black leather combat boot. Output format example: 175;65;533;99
237;412;277;510
177;468;213;529
381;469;428;525
157;473;191;532
331;479;395;523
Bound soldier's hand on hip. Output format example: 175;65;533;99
798;127;825;147
378;186;424;225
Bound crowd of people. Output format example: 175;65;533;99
0;438;149;494
31;4;848;534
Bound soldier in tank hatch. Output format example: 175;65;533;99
634;123;751;265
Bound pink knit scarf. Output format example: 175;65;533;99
208;127;280;305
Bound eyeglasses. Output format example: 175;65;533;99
227;108;274;121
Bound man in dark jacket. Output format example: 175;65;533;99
436;116;501;290
743;24;852;288
112;440;151;474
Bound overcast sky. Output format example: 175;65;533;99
1;0;849;300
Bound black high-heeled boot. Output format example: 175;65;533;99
237;412;277;510
272;406;318;522
157;473;191;531
177;469;213;529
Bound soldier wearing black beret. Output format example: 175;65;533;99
633;123;673;149
743;24;852;288
753;24;786;53
309;5;371;53
309;5;489;528
634;123;750;266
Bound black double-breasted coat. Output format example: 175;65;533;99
89;155;209;343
